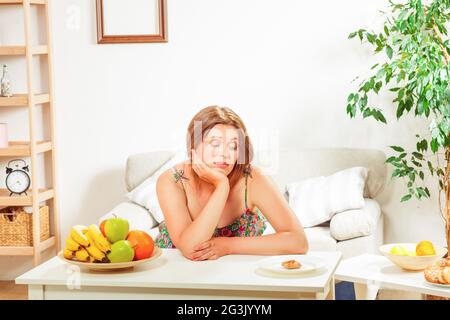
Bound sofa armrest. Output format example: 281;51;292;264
98;201;158;236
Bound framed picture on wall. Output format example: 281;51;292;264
96;0;167;44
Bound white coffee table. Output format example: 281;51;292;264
16;249;341;300
334;254;450;300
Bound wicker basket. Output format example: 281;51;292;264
0;206;50;246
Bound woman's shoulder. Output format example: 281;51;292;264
246;165;273;190
157;162;189;184
246;164;264;179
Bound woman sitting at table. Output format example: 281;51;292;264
155;105;308;261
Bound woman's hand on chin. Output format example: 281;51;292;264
188;237;230;261
191;149;229;188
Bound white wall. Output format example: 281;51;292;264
0;0;446;280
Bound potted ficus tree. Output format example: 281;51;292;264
346;0;449;255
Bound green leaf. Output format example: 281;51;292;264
347;93;355;102
417;187;428;198
376;68;386;80
390;145;405;152
427;161;434;176
374;81;383;94
367;33;376;44
359;94;368;109
396;101;405;119
375;110;387;123
386;46;393;59
363;108;372;118
430;138;438;153
358;29;364;41
348;32;357;39
412;159;422;167
416;139;427;152
346;103;356;117
412;152;423;160
386;156;398;163
400;194;412;202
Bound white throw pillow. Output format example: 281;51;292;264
330;198;381;241
126;151;187;224
285;166;368;228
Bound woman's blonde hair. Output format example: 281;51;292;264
186;105;254;189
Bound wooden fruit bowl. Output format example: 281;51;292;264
57;245;162;271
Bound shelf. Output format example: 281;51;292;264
0;141;52;156
0;93;50;107
0;0;46;5
0;46;25;55
0;188;54;206
0;45;48;56
0;236;56;256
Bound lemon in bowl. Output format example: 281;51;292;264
380;242;447;271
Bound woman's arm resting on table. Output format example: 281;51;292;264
192;168;308;259
234;167;308;255
156;170;230;260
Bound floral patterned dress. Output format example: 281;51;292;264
154;165;267;249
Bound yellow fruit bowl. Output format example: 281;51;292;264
57;245;162;271
380;243;447;271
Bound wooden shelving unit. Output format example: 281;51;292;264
0;0;60;266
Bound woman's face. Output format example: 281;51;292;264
196;124;241;176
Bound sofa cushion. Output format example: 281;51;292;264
330;198;381;241
126;150;176;192
126;151;187;224
304;226;337;251
251;148;387;199
285;166;368;227
98;201;158;234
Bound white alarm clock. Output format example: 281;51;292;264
5;159;31;196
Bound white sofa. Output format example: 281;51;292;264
102;148;387;259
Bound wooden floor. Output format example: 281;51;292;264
0;281;27;300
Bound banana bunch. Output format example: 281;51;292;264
63;224;111;263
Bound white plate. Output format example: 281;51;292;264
255;255;326;275
424;280;450;289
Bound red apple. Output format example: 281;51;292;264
126;230;154;261
100;220;107;237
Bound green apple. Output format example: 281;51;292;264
107;240;135;263
105;216;129;243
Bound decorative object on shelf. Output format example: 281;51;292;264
5;159;31;196
96;0;167;44
1;64;12;97
346;0;450;257
0;123;8;148
0;205;50;247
